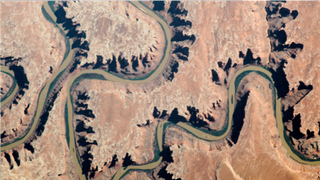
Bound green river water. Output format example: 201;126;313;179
1;1;319;180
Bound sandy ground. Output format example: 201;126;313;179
1;85;78;180
1;1;65;143
1;1;320;180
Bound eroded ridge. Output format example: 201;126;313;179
1;1;319;180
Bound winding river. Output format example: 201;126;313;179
1;1;319;180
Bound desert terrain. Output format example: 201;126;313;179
0;72;13;100
1;1;320;180
0;1;66;145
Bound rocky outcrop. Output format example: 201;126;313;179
265;1;319;160
3;1;92;147
0;72;13;100
0;56;29;114
53;2;90;73
72;90;98;178
0;1;66;146
1;87;79;180
265;1;303;98
153;1;196;82
62;1;166;79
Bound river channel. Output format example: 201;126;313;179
1;1;319;180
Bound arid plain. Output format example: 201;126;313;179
1;1;320;180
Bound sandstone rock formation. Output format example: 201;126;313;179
0;72;13;99
1;86;78;180
1;1;320;180
71;80;159;179
164;73;318;180
63;1;165;79
0;1;65;144
282;2;320;139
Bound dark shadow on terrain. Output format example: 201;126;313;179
204;113;215;122
159;110;168;119
167;61;179;81
80;146;97;178
54;5;67;24
77;136;97;147
168;108;187;124
231;92;250;144
54;3;89;73
75;109;95;119
153;1;165;11
160;146;174;163
153;107;161;118
108;154;118;168
24;103;30;115
35;87;62;137
241;49;261;65
0;56;22;66
12;150;20;166
298;81;313;91
211;69;220;84
106;55;118;73
171;31;196;45
282;106;294;122
92;55;105;69
9;64;29;89
306;130;314;140
162;1;195;82
168;1;187;16
173;46;189;57
157;164;181;180
290;114;305;140
187;106;210;129
24;143;34;154
137;120;150;127
170;17;192;28
75;120;95;134
4;152;13;169
77;91;90;100
1;131;8;140
122;153;136;167
269;64;289;98
224;58;232;75
131;56;139;72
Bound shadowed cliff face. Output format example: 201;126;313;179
162;1;196;82
9;65;29;90
265;1;303;98
153;1;165;11
265;1;318;160
75;120;95;134
187;106;210;129
0;1;93;152
73;90;99;179
231;92;250;144
0;57;31;145
0;57;29;116
122;153;136;167
0;56;22;66
12;150;20;166
80;146;98;178
157;164;182;180
270;61;289;98
168;108;187;124
34;87;62;137
108;154;118;168
54;4;90;73
4;152;13;170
